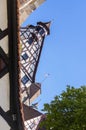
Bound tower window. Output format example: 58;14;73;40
39;28;45;35
30;122;35;129
28;37;33;44
36;26;45;35
21;75;29;84
22;53;28;60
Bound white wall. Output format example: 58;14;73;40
0;0;10;129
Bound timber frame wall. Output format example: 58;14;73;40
7;0;24;130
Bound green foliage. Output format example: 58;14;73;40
41;86;86;130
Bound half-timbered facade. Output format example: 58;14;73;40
20;21;51;106
23;104;44;130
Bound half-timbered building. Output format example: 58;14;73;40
20;21;51;106
0;0;50;130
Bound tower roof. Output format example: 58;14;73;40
37;21;51;35
29;83;41;99
45;21;51;29
23;104;42;120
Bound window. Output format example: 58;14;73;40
39;28;45;35
22;53;28;60
32;33;38;41
36;26;45;35
30;122;35;129
30;4;36;11
21;75;29;84
28;37;33;44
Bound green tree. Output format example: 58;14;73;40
41;86;86;130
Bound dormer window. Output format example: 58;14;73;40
21;75;29;84
22;53;28;60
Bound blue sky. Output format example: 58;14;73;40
23;0;86;111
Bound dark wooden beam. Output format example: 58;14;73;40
0;47;9;78
0;28;8;40
0;107;15;129
7;0;24;130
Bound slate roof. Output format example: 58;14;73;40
29;83;41;99
23;104;42;121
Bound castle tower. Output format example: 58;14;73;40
19;0;46;24
20;21;51;105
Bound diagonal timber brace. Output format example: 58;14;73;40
0;106;17;130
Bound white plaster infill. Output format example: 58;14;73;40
0;0;7;30
0;73;10;129
0;1;9;129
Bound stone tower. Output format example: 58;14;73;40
19;0;46;24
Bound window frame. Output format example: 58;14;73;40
21;75;29;84
22;53;29;60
